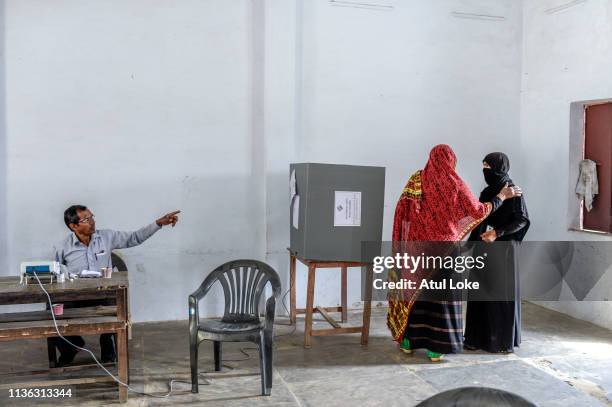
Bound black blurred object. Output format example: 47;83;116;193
55;336;85;367
416;387;537;407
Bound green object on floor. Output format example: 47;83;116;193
400;338;411;350
427;350;443;359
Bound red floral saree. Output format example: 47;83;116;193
387;144;494;342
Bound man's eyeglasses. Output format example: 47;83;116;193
79;215;95;224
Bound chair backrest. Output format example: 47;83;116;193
204;260;281;321
111;251;128;272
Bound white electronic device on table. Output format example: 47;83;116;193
20;261;61;285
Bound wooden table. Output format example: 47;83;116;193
0;272;130;403
288;249;373;348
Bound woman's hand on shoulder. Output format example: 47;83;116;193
497;183;522;201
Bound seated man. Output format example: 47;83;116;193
53;204;180;366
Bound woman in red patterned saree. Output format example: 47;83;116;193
387;144;521;361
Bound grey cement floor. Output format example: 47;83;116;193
1;302;611;406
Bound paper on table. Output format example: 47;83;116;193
334;191;361;227
292;195;300;229
290;169;297;200
80;270;102;278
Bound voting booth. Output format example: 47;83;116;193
289;163;386;262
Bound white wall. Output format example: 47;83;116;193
290;0;524;309
7;0;608;329
4;0;264;321
520;0;612;329
262;0;298;308
0;1;6;275
2;0;525;322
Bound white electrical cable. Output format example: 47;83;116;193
33;272;209;398
32;272;296;397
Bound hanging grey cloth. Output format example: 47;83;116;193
575;159;598;211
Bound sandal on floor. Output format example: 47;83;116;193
400;338;412;354
427;350;443;362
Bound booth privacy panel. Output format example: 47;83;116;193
289;163;385;262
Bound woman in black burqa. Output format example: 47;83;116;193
464;152;530;353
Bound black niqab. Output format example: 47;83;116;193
481;152;512;200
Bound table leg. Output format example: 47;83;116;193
361;266;373;346
117;287;128;322
341;266;348;323
304;265;316;348
117;288;130;385
290;254;297;325
117;328;128;402
125;289;130;385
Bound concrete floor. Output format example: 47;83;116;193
1;302;611;406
